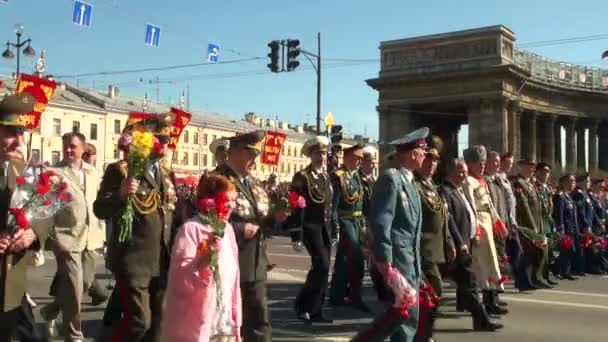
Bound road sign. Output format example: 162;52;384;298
72;1;93;27
207;43;220;63
324;112;334;130
145;24;161;47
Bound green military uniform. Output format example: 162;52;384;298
512;166;551;289
214;130;274;342
329;148;367;308
535;163;557;281
94;114;175;341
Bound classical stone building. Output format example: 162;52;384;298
368;25;608;174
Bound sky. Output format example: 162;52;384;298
1;0;607;141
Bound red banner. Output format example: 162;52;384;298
125;112;155;129
261;131;286;165
168;107;192;150
15;73;57;130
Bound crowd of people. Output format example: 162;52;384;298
0;91;607;342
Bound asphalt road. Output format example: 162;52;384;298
25;236;608;341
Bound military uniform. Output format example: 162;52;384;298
93;114;175;341
588;187;608;274
352;127;427;342
214;130;274;342
328;160;367;307
552;178;578;279
572;178;594;275
512;172;550;288
284;136;334;322
535;165;558;283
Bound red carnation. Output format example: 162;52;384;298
198;198;216;213
214;192;228;204
59;192;72;202
16;177;26;185
288;192;299;209
153;137;164;155
37;173;51;195
9;208;29;230
57;181;68;195
44;170;56;177
43;200;52;206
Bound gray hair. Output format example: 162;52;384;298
444;158;466;175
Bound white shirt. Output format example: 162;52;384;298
457;186;477;240
401;168;414;184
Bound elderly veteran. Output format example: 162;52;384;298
0;93;52;342
284;136;334;324
352;127;428;342
462;145;507;316
214;130;290;342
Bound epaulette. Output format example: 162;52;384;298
335;170;345;177
558;191;564;196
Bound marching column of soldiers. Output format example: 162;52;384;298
2;86;608;342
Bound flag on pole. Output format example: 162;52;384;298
602;50;608;59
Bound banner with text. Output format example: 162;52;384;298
15;73;57;130
261;131;286;165
168;107;192;150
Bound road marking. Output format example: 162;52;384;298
272;327;352;341
268;253;312;259
502;296;608;310
538;289;608;298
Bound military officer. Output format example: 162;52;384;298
0;94;44;342
512;159;551;289
535;162;559;284
328;144;369;312
209;137;229;172
94;114;176;341
214;130;290;342
572;174;593;275
484;152;510;279
553;174;579;280
284;136;334;324
359;146;377;216
351;127;428;342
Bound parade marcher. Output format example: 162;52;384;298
94;114;175;341
553;174;578;280
484;152;511;283
462;146;507;316
0;94;50;342
590;179;608;274
413;137;455;340
351;127;428;342
439;159;503;331
285;136;334;324
210;137;229;172
328;144;369;312
512;159;551;289
496;153;526;290
161;174;242;342
535;162;559;284
572;174;593;275
214;130;289;342
40;132;103;341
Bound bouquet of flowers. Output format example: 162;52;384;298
196;192;230;307
118;130;165;242
557;234;574;249
493;219;508;240
8;168;73;234
272;191;306;213
378;263;418;318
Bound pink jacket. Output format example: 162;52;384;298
161;220;241;342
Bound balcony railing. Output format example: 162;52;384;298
513;48;608;92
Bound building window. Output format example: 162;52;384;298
183;130;189;143
194;132;199;145
203;134;208;145
51;151;61;165
172;151;179;164
113;149;119;159
280;163;284;173
203;154;208;167
193;153;199;166
53;118;61;136
182;152;189;165
114;120;121;134
31;149;40;163
72;121;80;133
90;123;98;141
287;164;291;174
288;146;291;156
212;156;216;167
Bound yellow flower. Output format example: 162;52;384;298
131;131;154;159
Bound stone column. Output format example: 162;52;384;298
469;98;508;152
524;111;538;160
565;117;577;172
576;122;586;172
554;120;562;169
507;101;521;159
599;123;608;172
589;120;599;173
542;115;556;167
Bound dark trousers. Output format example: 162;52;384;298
111;276;164;342
421;261;443;299
241;280;271;342
506;233;527;288
329;225;364;304
519;234;548;285
295;225;331;316
352;296;419;342
370;264;392;303
15;296;45;342
558;247;575;277
0;307;20;342
452;255;480;311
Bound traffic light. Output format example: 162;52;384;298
286;39;300;71
330;125;343;144
267;40;281;73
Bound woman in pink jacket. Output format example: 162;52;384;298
162;174;241;342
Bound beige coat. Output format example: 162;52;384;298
464;176;502;290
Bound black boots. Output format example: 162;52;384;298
471;296;504;331
483;290;508;315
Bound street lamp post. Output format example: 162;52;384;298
2;24;36;76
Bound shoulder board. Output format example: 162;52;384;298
577;189;583;193
335;170;344;177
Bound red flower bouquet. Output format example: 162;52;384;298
272;191;306;213
581;232;594;249
558;235;574;249
493;220;508;240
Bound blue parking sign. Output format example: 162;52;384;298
207;43;220;63
145;24;161;47
72;1;92;27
